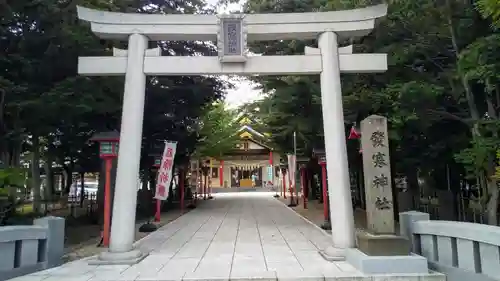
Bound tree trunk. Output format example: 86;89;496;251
79;172;85;207
142;169;149;191
0;86;6;163
61;168;69;194
405;168;420;209
149;171;156;194
138;168;152;217
445;0;481;122
486;179;499;225
31;135;42;214
307;168;315;200
43;155;54;213
64;167;73;194
43;156;54;198
484;91;499;225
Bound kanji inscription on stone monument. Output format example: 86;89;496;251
361;115;395;234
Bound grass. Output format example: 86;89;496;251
16;203;33;214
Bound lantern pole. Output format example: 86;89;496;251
320;160;331;230
293;132;298;204
138;158;159;233
153;157;161;222
271;151;279;198
203;160;209;200
219;160;224;188
180;168;185;213
155;196;161;222
103;156;113;247
301;166;307;209
208;158;213;199
281;167;287;199
90;131;120;248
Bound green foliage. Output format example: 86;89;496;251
0;0;230;202
194;103;240;158
494;148;500;180
455;130;499;180
476;0;500;28
0;167;25;224
0;0;232;222
0;167;25;189
243;0;498;210
459;33;500;91
2;0;500;224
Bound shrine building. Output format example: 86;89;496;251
205;112;280;189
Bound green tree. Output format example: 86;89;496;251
477;0;500;28
244;0;500;225
194;103;240;158
0;0;231;216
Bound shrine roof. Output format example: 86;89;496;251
237;125;265;139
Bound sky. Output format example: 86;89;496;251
205;0;263;109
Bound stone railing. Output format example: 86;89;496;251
0;216;65;281
400;211;500;281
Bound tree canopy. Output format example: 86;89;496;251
242;0;500;225
3;0;500;226
0;0;231;214
193;102;240;159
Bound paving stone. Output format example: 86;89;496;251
43;273;95;281
418;272;446;281
154;267;188;280
137;272;184;281
276;270;326;281
230;270;277;281
323;270;369;281
372;274;420;281
264;255;299;263
266;261;302;273
335;262;358;272
7;277;51;281
184;265;231;281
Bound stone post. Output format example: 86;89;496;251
34;216;65;268
360;115;394;234
399;211;430;253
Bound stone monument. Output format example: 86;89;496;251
360;115;395;235
346;115;429;274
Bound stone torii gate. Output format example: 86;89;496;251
76;4;388;264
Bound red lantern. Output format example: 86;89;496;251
90;131;120;159
89;131;120;248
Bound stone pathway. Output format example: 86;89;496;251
64;208;188;262
277;197;369;233
9;192;442;280
278;196;403;236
